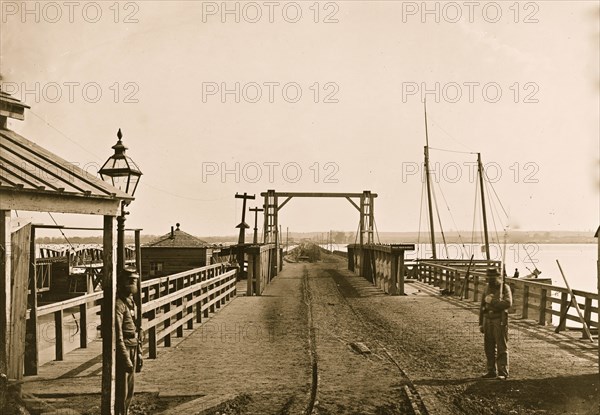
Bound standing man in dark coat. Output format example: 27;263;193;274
115;268;140;414
479;267;512;379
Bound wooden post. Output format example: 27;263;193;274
522;285;530;319
80;303;88;349
148;309;157;359
390;251;397;296
582;297;592;340
25;225;39;375
176;299;183;337
196;302;202;324
134;230;142;335
6;221;31;396
558;292;569;331
250;247;262;295
399;253;405;296
187;294;193;330
246;248;256;297
54;310;64;361
164;304;171;347
539;288;548;325
0;210;10;406
101;215;117;415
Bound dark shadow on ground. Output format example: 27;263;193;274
454;373;599;415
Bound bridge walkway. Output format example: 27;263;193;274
21;255;598;415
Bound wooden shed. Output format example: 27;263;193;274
141;223;214;278
0;89;132;412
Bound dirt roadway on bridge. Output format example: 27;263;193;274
19;253;598;415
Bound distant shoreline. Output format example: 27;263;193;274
32;228;597;246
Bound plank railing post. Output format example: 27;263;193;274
80;302;87;349
187;293;193;330
251;246;262;296
539;288;548;325
522;285;530;319
203;282;209;319
389;251;397;296
232;271;237;297
148;309;157;359
54;310;63;361
558;292;569;331
220;277;226;305
209;281;216;313
176;299;183;337
196;301;202;324
473;275;480;302
164;304;171;347
583;297;592;340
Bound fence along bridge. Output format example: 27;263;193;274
20;242;599;414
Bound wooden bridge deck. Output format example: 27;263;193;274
20;258;598;415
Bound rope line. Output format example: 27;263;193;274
47;212;75;251
435;179;469;258
29;110;228;202
417;178;426;258
429;181;448;258
428;146;478;155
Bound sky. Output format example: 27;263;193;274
1;0;598;238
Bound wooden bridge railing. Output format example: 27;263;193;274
347;244;415;295
416;260;599;338
24;263;237;375
246;244;278;296
140;263;237;358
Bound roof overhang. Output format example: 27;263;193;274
0;188;123;216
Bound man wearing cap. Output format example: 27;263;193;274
479;267;512;380
115;268;140;414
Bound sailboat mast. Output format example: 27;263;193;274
424;101;437;259
477;153;491;260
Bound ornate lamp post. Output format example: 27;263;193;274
99;129;142;415
99;128;142;273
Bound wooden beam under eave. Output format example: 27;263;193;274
0;191;123;216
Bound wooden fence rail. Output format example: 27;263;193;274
24;263;237;375
416;260;598;338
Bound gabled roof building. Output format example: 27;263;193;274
141;223;215;278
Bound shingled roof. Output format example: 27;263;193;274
0;90;132;216
145;224;208;248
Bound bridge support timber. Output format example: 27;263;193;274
347;244;415;295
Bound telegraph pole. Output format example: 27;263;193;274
249;206;263;244
235;192;255;245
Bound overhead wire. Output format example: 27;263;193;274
29;109;229;202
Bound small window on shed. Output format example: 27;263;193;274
150;262;163;276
